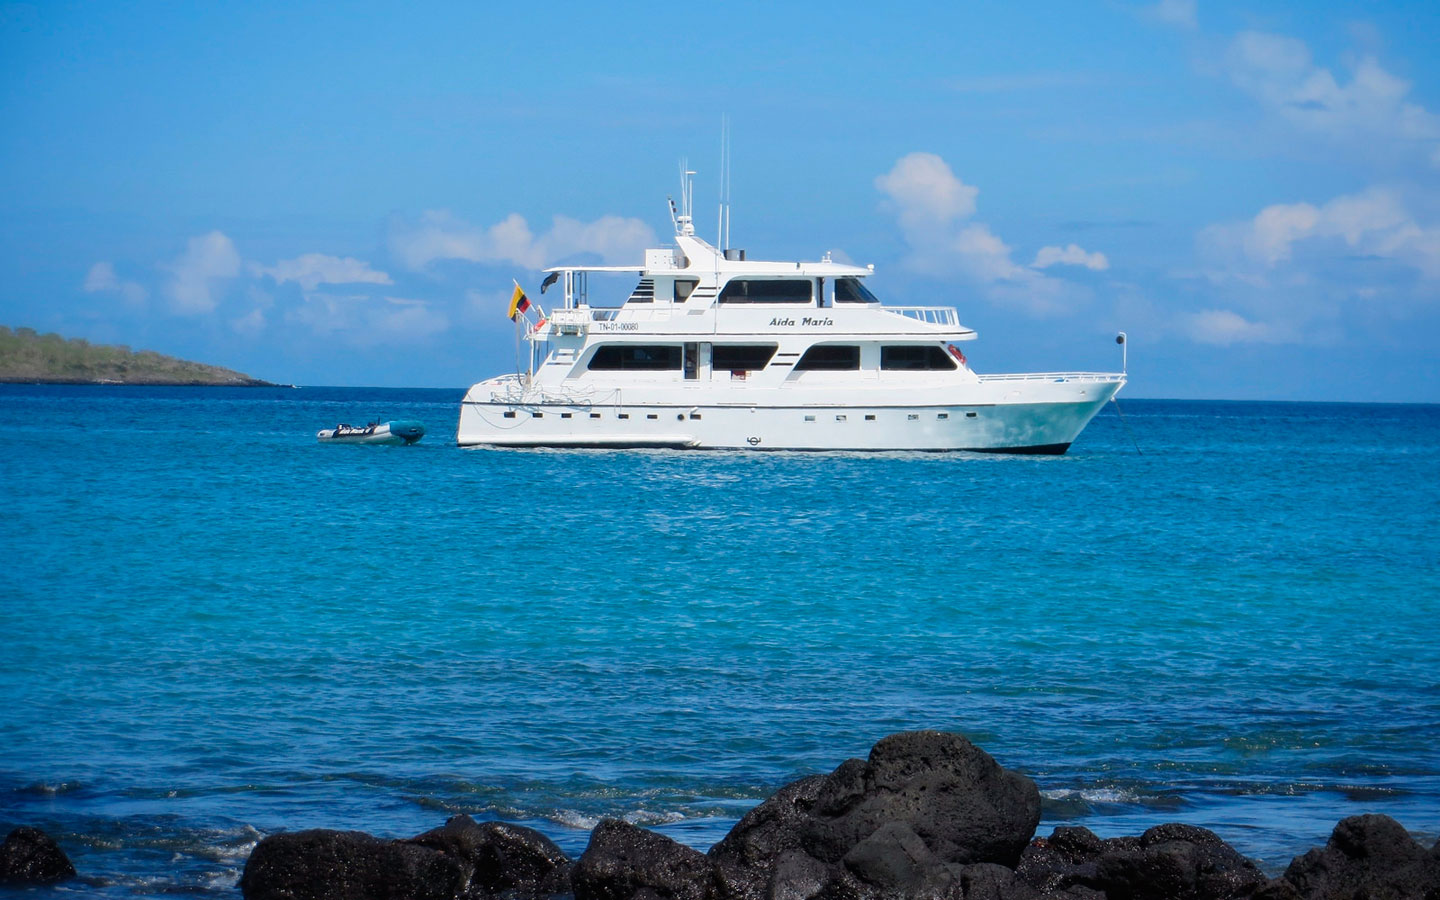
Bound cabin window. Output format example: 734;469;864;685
881;345;958;371
588;344;683;370
711;344;778;371
794;345;860;371
674;279;698;302
718;279;812;304
835;278;880;304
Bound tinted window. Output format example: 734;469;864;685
835;278;880;303
881;345;958;371
588;345;682;370
674;279;698;302
712;344;778;370
794;345;860;371
718;280;812;303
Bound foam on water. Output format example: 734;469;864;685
2;386;1438;893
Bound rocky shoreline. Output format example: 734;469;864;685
6;732;1437;897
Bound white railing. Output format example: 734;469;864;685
883;306;959;327
978;372;1126;383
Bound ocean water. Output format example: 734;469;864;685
1;385;1438;896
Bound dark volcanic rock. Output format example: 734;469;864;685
1094;824;1266;900
803;731;1041;869
710;731;1039;900
711;776;831;900
1277;814;1440;900
0;826;76;884
1015;826;1109;893
240;829;467;900
1016;824;1264;900
573;819;714;900
408;814;571;898
841;821;939;892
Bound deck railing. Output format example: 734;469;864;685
882;306;959;327
977;372;1126;383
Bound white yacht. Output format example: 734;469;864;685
458;192;1125;454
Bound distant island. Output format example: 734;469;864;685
0;326;275;386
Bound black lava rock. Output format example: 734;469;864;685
710;732;1039;900
1276;814;1440;899
239;828;468;900
573;819;714;900
408;814;572;899
802;731;1042;869
0;826;76;884
1092;824;1266;900
1016;824;1265;900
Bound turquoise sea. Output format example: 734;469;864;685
1;385;1438;896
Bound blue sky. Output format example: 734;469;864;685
3;0;1438;399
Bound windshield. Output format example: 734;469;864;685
835;277;880;304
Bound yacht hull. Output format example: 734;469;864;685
457;379;1120;453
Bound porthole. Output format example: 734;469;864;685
907;414;919;421
966;412;977;418
503;411;516;419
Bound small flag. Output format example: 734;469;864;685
508;285;532;321
540;272;560;294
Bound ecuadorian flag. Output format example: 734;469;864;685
508;285;532;321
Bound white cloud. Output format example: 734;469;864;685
389;210;657;271
1142;0;1197;30
253;253;392;291
875;153;1099;314
1033;244;1110;271
1204;187;1440;276
83;261;147;305
1184;309;1278;345
290;293;448;345
950;224;1026;282
874;152;978;229
163;231;240;314
1224;31;1440;165
230;307;266;337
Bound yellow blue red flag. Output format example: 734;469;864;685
508;285;532;321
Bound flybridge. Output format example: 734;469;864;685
538;166;876;312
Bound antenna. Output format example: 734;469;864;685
675;159;696;236
717;116;729;249
722;117;733;249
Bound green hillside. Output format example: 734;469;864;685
0;326;274;385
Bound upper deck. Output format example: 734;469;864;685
533;233;975;342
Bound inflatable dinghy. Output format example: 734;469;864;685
317;419;425;445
